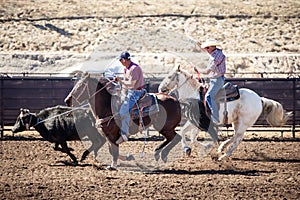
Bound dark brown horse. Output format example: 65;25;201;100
65;74;182;169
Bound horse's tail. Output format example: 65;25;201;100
261;97;292;126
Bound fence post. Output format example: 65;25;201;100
0;77;3;138
292;78;296;138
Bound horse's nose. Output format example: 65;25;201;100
64;96;72;106
158;87;167;93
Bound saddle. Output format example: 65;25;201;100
111;90;160;120
130;92;160;119
221;82;240;102
200;81;240;125
200;82;240;104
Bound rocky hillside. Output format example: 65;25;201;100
1;0;299;77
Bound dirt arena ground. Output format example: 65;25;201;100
1;129;299;199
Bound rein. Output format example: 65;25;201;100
166;70;197;100
166;71;192;96
72;78;115;106
71;77;120;126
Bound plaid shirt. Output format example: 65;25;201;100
207;48;226;78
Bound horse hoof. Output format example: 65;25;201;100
162;156;168;163
154;152;160;161
126;154;135;161
217;147;223;154
184;147;191;156
106;165;117;170
218;155;227;161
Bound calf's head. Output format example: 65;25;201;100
11;108;33;133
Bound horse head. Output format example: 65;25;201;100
65;73;99;107
159;65;200;100
12;108;34;133
158;65;182;93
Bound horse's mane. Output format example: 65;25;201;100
98;77;110;87
178;66;201;90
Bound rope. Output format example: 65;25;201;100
32;104;89;127
132;96;147;158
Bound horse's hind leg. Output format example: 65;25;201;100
161;133;182;162
154;140;169;161
107;143;119;170
218;124;247;161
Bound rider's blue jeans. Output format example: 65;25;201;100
205;76;224;124
119;89;145;136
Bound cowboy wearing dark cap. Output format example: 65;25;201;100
114;51;145;144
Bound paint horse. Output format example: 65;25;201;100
158;65;292;161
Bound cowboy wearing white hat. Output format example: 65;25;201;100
194;38;226;125
199;38;221;49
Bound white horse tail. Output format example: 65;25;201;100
261;97;292;126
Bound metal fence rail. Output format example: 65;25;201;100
1;75;299;138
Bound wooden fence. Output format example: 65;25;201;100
1;76;299;138
0;77;74;138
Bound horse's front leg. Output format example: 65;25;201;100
180;121;195;156
217;138;232;153
80;134;107;162
161;133;182;162
107;143;119;170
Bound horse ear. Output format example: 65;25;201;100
177;65;181;71
82;72;88;77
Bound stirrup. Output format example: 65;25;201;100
116;134;128;145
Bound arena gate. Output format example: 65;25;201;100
0;76;299;138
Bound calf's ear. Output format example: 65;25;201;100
20;108;25;114
20;108;30;114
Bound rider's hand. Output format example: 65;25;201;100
193;66;199;73
113;76;120;82
196;41;202;49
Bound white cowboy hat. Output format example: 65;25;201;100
200;39;220;48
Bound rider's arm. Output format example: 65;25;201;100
196;41;206;52
114;76;137;89
194;66;211;74
120;79;137;89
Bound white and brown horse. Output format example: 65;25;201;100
158;65;292;161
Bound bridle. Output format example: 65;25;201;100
71;80;91;106
71;77;114;106
164;69;193;95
